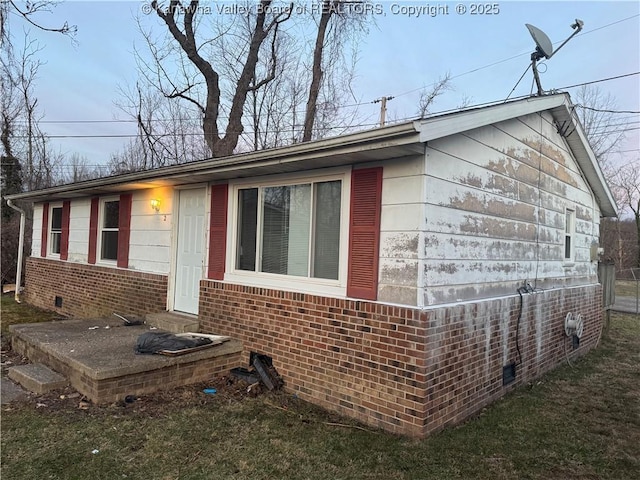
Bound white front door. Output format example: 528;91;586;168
174;188;206;314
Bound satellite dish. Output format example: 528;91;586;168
526;24;553;59
524;19;584;96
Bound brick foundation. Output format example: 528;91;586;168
199;281;603;437
24;257;168;318
20;257;603;437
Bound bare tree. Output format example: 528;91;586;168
416;73;453;118
114;81;209;169
58;153;107;183
5;33;62;191
1;0;76;287
303;1;369;142
574;85;626;176
5;0;76;37
246;34;301;150
1;1;76;196
243;18;362;150
147;0;293;157
612;162;640;268
573;85;637;270
302;0;337;142
132;0;370;160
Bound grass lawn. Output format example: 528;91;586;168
616;280;639;298
0;294;59;331
0;294;58;349
2;296;639;479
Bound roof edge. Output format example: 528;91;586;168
4;121;419;202
549;99;618;217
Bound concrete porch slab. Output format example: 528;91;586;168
9;318;242;404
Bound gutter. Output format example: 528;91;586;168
6;199;26;303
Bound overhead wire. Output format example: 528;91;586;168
574;105;640;115
16;14;637;128
5;15;638;162
393;14;640;101
12;71;638;140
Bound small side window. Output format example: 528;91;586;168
50;206;63;255
101;200;120;261
564;209;575;262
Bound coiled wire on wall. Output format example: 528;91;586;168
515;284;535;366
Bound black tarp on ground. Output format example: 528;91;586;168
135;332;213;354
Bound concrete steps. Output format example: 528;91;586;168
8;363;67;394
146;311;199;333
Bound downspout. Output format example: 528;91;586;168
6;199;26;303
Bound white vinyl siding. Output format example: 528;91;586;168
421;111;601;305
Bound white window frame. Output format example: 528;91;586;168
564;207;576;264
48;202;63;258
97;196;120;264
226;168;351;297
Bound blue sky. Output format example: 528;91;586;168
8;1;640;170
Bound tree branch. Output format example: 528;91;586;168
9;0;77;37
167;84;205;112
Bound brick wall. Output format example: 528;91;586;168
422;285;603;433
199;280;603;437
24;257;168;318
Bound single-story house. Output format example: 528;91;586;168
5;93;616;437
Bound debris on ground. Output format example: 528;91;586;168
230;367;260;385
113;313;145;326
2;341;282;414
250;353;283;391
134;332;213;355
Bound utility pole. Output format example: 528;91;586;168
373;96;393;127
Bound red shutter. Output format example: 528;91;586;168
347;167;382;301
88;197;99;264
60;201;71;260
208;184;228;280
41;203;49;257
117;193;132;268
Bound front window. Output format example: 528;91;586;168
236;180;342;280
564;208;575;262
50;206;63;255
101;200;120;261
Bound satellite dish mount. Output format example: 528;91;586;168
526;19;584;95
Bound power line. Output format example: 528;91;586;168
574;104;640;115
557;72;640;90
9;78;639;140
9;16;639;128
8;120;387;140
589;126;640;136
393;14;640;100
576;13;640;36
